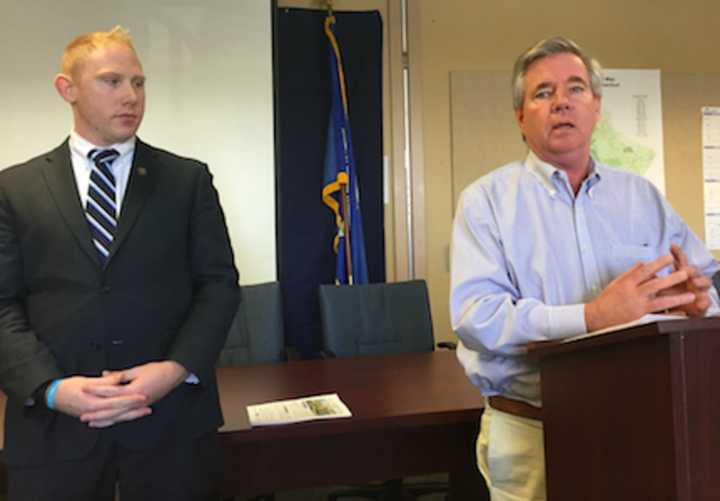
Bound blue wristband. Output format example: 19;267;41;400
45;379;62;410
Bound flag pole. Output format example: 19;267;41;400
322;7;369;285
341;183;354;284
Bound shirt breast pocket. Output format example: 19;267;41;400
609;244;660;278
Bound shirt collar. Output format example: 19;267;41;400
525;150;602;197
69;131;136;169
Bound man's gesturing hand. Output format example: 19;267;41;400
585;254;695;332
663;244;713;317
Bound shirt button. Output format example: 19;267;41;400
101;286;111;294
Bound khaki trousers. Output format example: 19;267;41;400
476;400;546;501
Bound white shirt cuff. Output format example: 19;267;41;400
547;303;587;339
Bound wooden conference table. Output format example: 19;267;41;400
0;351;487;499
217;350;487;498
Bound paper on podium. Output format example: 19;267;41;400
561;313;686;344
246;393;352;427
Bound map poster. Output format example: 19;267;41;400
591;69;665;194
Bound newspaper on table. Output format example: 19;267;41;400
246;393;352;427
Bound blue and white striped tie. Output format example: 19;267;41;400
86;148;120;265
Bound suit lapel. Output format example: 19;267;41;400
108;139;153;263
41;140;101;266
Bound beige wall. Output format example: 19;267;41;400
415;0;720;342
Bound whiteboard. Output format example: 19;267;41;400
0;0;276;284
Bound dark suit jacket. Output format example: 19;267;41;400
0;139;240;466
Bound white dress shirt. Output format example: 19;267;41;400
69;131;135;212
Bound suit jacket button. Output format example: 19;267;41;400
111;339;124;346
89;341;102;351
102;286;111;294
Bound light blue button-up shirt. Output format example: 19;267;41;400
450;151;719;407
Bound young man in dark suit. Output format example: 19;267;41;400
0;26;239;500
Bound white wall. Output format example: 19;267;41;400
0;0;276;284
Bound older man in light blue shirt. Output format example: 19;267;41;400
450;36;717;501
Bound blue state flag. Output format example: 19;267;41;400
321;15;369;285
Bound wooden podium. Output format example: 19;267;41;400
529;317;720;501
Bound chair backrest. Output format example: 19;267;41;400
319;280;435;358
217;281;285;366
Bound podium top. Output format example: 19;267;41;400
527;316;720;360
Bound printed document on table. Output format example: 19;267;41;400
247;393;352;427
561;313;685;343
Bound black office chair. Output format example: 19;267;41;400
218;281;284;501
319;279;449;501
218;281;285;367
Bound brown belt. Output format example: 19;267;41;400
488;395;543;421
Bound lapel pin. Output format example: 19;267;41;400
137;167;147;176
